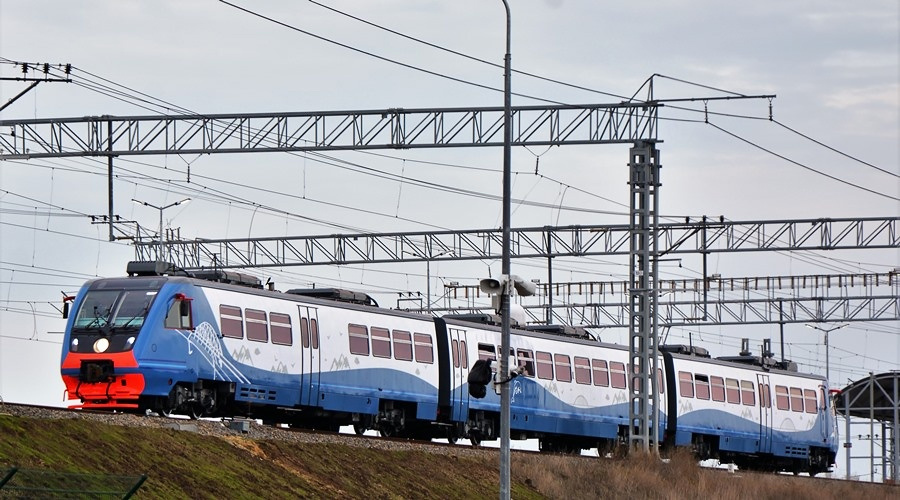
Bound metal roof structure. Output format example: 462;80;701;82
834;372;899;482
836;372;900;422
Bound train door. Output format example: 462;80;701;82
757;373;773;454
448;327;470;421
818;385;830;440
298;306;321;407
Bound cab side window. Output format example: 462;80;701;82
165;297;192;329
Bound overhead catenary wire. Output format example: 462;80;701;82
771;119;899;178
305;0;632;103
708;122;899;202
217;0;564;106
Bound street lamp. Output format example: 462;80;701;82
132;197;191;260
805;322;848;385
403;249;453;314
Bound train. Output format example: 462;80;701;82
59;261;838;475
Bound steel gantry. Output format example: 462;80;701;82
0;103;657;158
435;272;900;328
129;216;899;269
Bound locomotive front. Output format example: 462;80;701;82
60;275;187;409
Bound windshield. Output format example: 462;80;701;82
73;290;158;331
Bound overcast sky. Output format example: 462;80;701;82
0;0;897;478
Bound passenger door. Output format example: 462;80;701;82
757;374;773;454
448;327;469;421
298;306;321;407
818;385;830;440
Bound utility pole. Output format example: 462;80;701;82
498;1;513;498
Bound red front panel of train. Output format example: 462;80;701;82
61;351;145;409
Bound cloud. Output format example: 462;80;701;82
824;83;899;109
821;50;898;72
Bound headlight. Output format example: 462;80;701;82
93;338;110;353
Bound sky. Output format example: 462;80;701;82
0;0;898;480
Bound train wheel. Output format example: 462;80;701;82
353;424;366;435
446;428;459;445
469;434;482;447
189;403;204;420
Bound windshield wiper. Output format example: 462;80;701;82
112;305;149;333
84;306;110;329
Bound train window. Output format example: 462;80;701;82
574;356;591;385
310;318;319;349
725;378;740;404
803;389;817;414
115;291;155;329
516;349;534;377
694;374;710;400
414;333;434;363
220;305;243;339
819;387;827;412
392;330;412;361
300;317;310;348
678;372;694;398
478;343;497;362
657;369;665;394
536;351;554;380
774;385;789;410
592;359;609;387
73;290;118;329
165;297;193;330
452;339;460;368
740;380;755;406
348;324;369;355
554;354;572;383
270;313;292;346
710;376;725;402
609;362;627;389
245;309;268;342
789;387;803;412
372;327;391;358
460;340;468;368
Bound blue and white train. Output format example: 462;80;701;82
60;261;837;475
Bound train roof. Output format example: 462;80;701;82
666;349;822;380
91;261;424;321
438;315;621;351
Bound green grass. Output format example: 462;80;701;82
0;415;896;499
